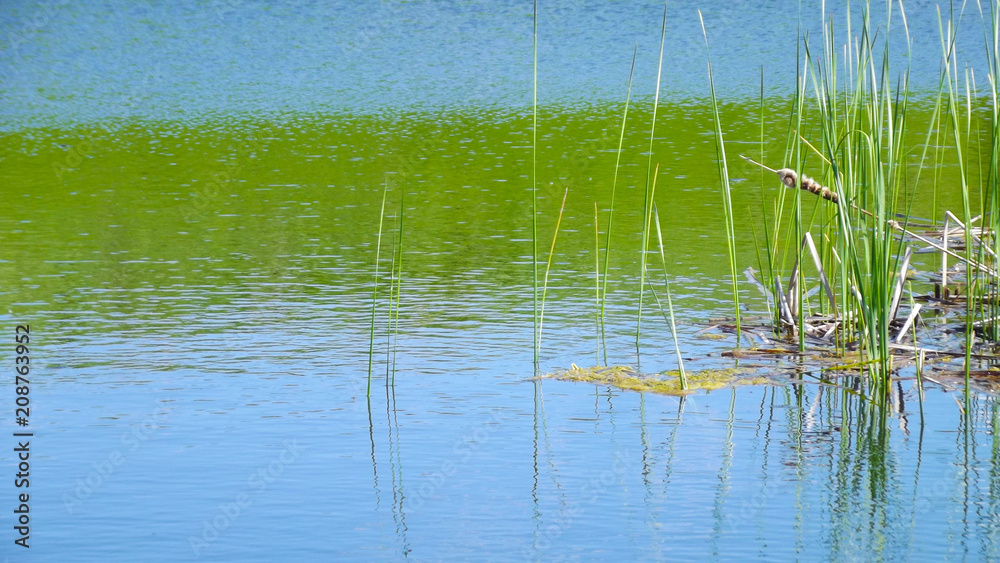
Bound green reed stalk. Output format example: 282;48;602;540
792;36;805;354
968;0;1000;342
600;45;637;365
757;67;776;320
537;187;568;355
932;76;947;223
939;6;975;404
699;10;741;346
594;201;601;365
784;1;919;400
367;183;389;397
965;67;988;399
654;203;687;389
857;6;894;395
636;1;667;352
386;211;397;385
532;0;539;365
818;9;840;322
986;0;1000;342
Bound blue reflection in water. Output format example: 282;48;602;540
0;0;989;129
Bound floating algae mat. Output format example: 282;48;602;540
542;365;771;395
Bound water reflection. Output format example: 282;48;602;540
709;389;736;553
508;381;1000;560
385;385;410;557
367;385;411;558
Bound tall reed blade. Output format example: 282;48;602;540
637;0;668;353
532;0;539;366
987;0;1000;342
595;201;601;365
386;210;398;386
699;10;741;346
537;187;569;355
367;182;389;397
600;45;637;366
938;5;974;405
654;203;687;389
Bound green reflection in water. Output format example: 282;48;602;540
0;99;980;335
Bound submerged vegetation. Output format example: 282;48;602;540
541;364;764;396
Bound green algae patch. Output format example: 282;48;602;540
699;333;729;340
542;365;771;395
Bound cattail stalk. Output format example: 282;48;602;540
740;155;839;203
740;154;997;276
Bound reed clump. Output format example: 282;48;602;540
517;0;1000;411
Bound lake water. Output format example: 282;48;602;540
2;0;1000;560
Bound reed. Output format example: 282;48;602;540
801;0;917;396
790;34;806;355
385;210;398;386
653;202;687;389
594;201;601;365
732;1;927;399
755;67;777;322
699;10;741;346
367;182;389;397
939;5;975;404
640;163;686;386
537;187;568;355
985;0;1000;343
636;1;668;353
532;0;539;365
600;45;637;366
